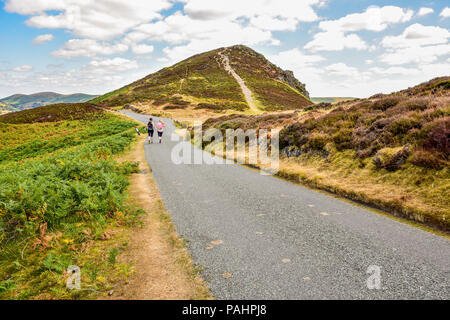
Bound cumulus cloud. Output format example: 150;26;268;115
131;44;154;55
32;33;54;45
318;6;413;33
380;44;450;65
382;24;450;48
52;39;128;58
0;57;144;97
305;6;413;51
269;48;325;69
152;11;279;62
305;31;367;51
440;7;450;18
86;57;138;74
417;7;434;17
12;65;33;72
380;24;450;65
5;0;173;40
183;0;320;24
126;0;324;61
325;63;360;77
369;66;420;76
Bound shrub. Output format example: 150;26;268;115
332;128;353;150
307;133;328;150
422;119;450;157
389;117;418;135
402;97;430;111
409;150;444;169
372;97;401;111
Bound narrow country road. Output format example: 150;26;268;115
123;111;449;300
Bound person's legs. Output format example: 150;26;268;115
158;131;163;143
149;130;154;143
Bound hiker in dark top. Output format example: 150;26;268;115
147;117;155;144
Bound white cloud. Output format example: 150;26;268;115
270;48;325;69
52;39;128;58
382;24;450;48
5;0;173;40
305;31;367;51
12;65;33;72
182;0;320;24
380;24;450;65
86;57;138;74
131;44;154;55
440;7;450;18
417;7;434;17
369;66;420;76
32;33;54;45
127;0;325;61
249;15;299;31
318;6;413;33
305;6;413;51
325;63;359;77
380;43;450;65
154;11;279;62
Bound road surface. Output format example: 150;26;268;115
123;111;449;300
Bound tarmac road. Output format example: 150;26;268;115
122;110;449;300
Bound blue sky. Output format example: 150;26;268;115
0;0;449;98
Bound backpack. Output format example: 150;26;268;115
148;121;154;130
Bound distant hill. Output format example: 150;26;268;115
311;97;356;104
92;45;312;112
0;92;98;112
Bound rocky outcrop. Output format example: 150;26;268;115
228;44;310;99
276;70;309;98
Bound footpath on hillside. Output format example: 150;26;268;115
218;51;259;113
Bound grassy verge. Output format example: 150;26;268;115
276;154;449;234
0;107;147;299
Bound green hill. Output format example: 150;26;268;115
92;45;312;112
0;92;98;112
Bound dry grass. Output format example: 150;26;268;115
277;155;449;231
